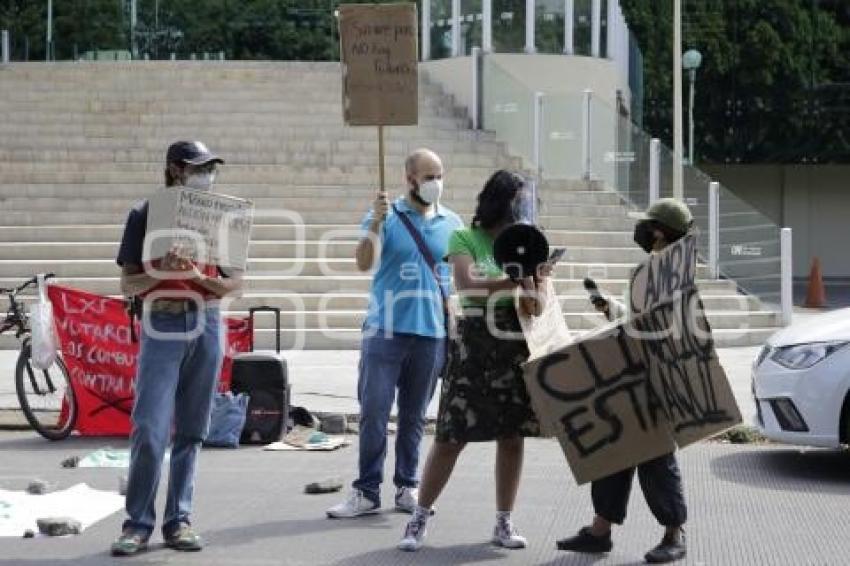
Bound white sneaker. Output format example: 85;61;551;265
397;513;429;552
326;490;380;519
492;517;528;549
394;487;418;514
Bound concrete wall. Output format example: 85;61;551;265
422;54;625;181
703;165;850;279
490;53;624;108
422;54;625;115
421;56;475;121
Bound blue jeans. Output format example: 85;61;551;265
353;330;445;505
122;308;223;538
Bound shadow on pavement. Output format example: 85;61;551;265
330;542;507;565
205;514;394;547
536;556;644;566
0;433;129;452
710;447;850;493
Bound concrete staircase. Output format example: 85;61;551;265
0;61;779;349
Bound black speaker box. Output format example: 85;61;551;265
230;307;290;445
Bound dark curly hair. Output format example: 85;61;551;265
472;170;525;230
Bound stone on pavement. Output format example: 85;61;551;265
36;517;82;537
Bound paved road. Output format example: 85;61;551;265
0;347;764;428
0;431;848;565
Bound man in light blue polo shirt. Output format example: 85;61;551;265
327;148;463;518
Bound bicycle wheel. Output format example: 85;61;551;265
15;340;77;440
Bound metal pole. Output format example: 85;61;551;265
781;227;793;325
533;91;543;179
525;0;536;54
688;68;696;164
1;30;9;64
709;182;719;279
564;0;574;55
482;0;492;53
582;89;592;180
451;0;461;57
649;138;660;204
130;0;138;59
471;47;481;129
606;0;617;59
421;0;431;61
591;0;601;57
673;0;684;199
46;0;52;61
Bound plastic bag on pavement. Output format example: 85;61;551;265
204;392;249;448
29;274;57;370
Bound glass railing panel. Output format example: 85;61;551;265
482;55;535;167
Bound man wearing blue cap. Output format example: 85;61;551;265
111;141;243;556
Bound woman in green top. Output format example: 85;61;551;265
398;170;547;552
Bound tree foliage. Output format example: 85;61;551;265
620;0;850;163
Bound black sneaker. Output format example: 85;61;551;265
556;526;613;553
644;530;687;563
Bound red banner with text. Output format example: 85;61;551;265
47;285;251;436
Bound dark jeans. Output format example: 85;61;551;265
591;453;687;528
352;330;444;505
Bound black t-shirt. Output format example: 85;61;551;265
116;200;149;268
116;199;232;278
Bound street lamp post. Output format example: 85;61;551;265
683;49;702;165
46;0;52;61
672;0;683;199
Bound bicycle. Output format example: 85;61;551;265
1;273;77;440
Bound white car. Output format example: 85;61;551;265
752;308;850;448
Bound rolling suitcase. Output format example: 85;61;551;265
230;306;290;445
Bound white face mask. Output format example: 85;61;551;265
185;172;215;191
418;179;443;205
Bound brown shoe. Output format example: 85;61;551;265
164;523;203;552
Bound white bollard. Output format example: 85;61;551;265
781;227;793;326
1;30;9;64
709;182;719;279
471;47;481;129
533;91;543;179
649;138;660;204
582;89;592;180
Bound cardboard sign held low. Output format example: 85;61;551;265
522;235;741;484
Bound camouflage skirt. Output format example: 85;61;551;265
435;306;540;443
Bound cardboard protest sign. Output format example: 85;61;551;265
518;278;572;361
145;187;254;270
339;3;418;126
633;288;742;448
48;285;251;436
629;233;698;315
523;234;741;484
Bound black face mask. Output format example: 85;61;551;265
633;220;657;253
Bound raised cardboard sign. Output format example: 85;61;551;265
523;235;741;484
339;3;418;126
629;233;697;315
145;187;254;270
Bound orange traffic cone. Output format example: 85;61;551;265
804;257;827;308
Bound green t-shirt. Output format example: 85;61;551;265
446;227;513;308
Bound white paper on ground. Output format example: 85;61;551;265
77;447;170;468
263;435;349;452
0;483;124;537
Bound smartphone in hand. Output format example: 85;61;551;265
548;247;567;264
583;277;609;310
